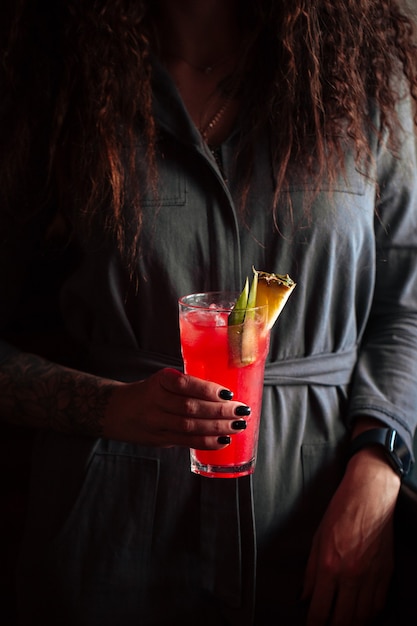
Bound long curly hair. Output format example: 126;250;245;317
1;0;417;262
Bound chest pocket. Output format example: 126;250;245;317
136;137;187;208
279;137;367;196
288;173;366;195
141;163;187;207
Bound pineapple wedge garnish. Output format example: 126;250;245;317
254;268;296;330
228;267;296;365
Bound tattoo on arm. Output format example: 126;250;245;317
0;351;114;436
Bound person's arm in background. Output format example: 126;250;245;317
304;92;417;625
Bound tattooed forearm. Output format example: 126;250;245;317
0;351;115;436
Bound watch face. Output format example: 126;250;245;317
390;430;413;476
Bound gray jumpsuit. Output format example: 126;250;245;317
3;63;417;625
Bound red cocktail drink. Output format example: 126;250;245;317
178;292;270;478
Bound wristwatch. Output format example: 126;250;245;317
348;427;413;478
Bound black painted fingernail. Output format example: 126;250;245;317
235;405;251;417
232;420;247;430
219;389;233;401
218;436;231;445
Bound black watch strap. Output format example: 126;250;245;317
348;428;413;478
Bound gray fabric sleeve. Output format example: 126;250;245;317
348;93;417;455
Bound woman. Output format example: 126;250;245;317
1;1;417;624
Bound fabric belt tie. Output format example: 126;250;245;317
199;475;256;620
263;348;357;386
87;346;358;387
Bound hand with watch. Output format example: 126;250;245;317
303;420;413;624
